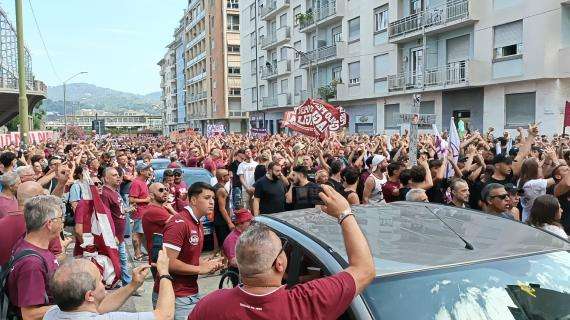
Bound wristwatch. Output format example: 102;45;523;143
159;274;174;281
337;208;354;225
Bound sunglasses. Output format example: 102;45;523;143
490;193;509;200
158;188;167;193
174;172;182;176
94;181;103;187
272;237;289;268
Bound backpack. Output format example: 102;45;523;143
64;184;83;227
0;249;49;320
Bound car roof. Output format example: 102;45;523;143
154;167;213;185
265;202;570;277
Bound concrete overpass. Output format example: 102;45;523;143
0;7;47;125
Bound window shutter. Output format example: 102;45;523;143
494;20;523;48
374;54;389;78
446;35;470;63
349;62;360;79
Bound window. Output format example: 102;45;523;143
228;67;240;75
250;31;257;48
332;66;342;82
227;44;240;53
332;26;342;43
384;104;400;129
294;76;302;94
493;20;523;60
229;88;241;95
280;79;288;93
293;5;301;26
251;87;258;102
419;101;435;129
294;41;301;59
227;0;239;9
249;3;256;20
227;15;240;31
279;13;287;28
374;6;388;32
280;47;288;60
446;35;470;63
348;17;360;42
259;85;266;98
374;54;389;79
348;61;360;85
505;92;535;128
250;60;257;75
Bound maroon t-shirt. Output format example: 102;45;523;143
73;199;116;257
141;204;172;257
186;156;199;167
172;181;189;212
8;238;59;308
0;213;61;265
101;185;126;243
129;177;149;220
188;272;356;320
162;208;203;297
382;181;401;203
0;194;18;219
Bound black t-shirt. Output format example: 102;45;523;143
253;176;286;215
229;160;242;188
327;178;345;195
292;181;319;210
254;164;267;183
399;187;411;201
213;183;231;226
558;191;570;234
426;180;448;204
469;180;485;210
487;174;515;186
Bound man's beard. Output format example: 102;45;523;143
271;173;280;180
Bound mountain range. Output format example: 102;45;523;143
41;83;162;115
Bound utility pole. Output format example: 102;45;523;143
15;0;29;147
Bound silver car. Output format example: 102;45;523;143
257;202;570;320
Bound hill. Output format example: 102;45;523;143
42;83;162;115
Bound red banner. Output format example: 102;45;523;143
283;98;349;138
564;101;570;127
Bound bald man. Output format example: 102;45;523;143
0;181;72;265
142;183;175;259
43;248;175;320
213;168;232;247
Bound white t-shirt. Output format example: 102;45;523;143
520;179;548;222
541;224;568;239
237;160;258;188
43;306;155;320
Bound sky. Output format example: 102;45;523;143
1;0;187;95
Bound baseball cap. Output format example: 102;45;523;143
136;162;152;172
492;154;513;165
370;155;386;172
234;208;254;224
173;168;183;176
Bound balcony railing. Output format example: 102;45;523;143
188;91;207;103
299;0;338;30
186;30;206;49
260;27;290;49
300;44;338;66
186;10;205;32
262;96;277;108
186;52;206;68
294;90;309;105
388;0;469;39
261;63;278;79
228;77;241;88
187;72;206;85
260;0;290;18
388;60;469;92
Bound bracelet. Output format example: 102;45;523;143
159;274;173;282
339;213;354;225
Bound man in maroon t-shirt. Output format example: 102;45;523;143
162;182;224;319
383;162;405;203
172;168;189;212
189;185;375;320
101;167;130;285
8;195;64;320
142;182;174;258
129;163;152;260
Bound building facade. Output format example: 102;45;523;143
241;0;570;135
159;0;248;135
45;109;163;133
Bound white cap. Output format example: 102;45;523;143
370;154;386;172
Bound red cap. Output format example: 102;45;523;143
235;208;253;224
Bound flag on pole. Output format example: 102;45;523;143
432;124;448;159
82;185;121;288
447;117;460;178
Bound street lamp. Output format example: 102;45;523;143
283;45;314;98
63;71;87;136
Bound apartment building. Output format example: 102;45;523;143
159;0;247;135
158;41;178;135
241;0;570;135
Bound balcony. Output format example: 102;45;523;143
293;90;309;105
277;93;291;106
260;0;290;20
186;10;205;32
186;30;206;49
300;43;344;67
186;52;206;69
299;0;345;32
277;59;291;75
187;72;206;85
388;0;475;43
387;60;470;92
262;96;277;108
228;77;240;89
260;27;291;50
188;91;207;103
261;63;278;80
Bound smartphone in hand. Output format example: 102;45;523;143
151;233;164;263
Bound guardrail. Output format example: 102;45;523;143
300;44;338;66
388;60;469;92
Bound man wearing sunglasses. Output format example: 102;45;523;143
172;168;189;212
189;185;375;319
481;183;515;220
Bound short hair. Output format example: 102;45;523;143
30;154;43;165
0;171;20;187
481;183;505;203
188;182;215;199
50;259;98;311
24;195;62;232
16;165;34;177
267;161;281;171
409;165;426;183
528;194;561;228
429;159;443;169
387;162;403;177
292;165;308;177
0;151;16;167
399;168;412;185
236;223;279;277
342;167;359;185
406;188;427;202
329;160;343;175
450;178;468;192
236;149;246;155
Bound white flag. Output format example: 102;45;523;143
447;117;460;178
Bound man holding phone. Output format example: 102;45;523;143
286;165;322;210
162;182;225;319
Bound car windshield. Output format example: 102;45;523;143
364;250;570;319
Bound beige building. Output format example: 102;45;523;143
241;0;570;135
159;0;248;135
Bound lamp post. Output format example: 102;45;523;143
283;45;314;98
63;71;87;137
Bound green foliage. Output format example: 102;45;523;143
317;79;340;101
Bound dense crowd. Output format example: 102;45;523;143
0;122;568;319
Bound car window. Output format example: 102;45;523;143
363;250;570;319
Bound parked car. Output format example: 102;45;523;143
154;167;216;251
257;202;570;320
136;158;171;170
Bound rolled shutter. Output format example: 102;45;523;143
494;20;523;48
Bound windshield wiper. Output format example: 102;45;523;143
424;206;474;250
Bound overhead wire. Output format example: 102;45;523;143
27;0;61;82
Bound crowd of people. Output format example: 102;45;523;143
0;121;568;319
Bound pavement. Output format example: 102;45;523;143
116;239;222;313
